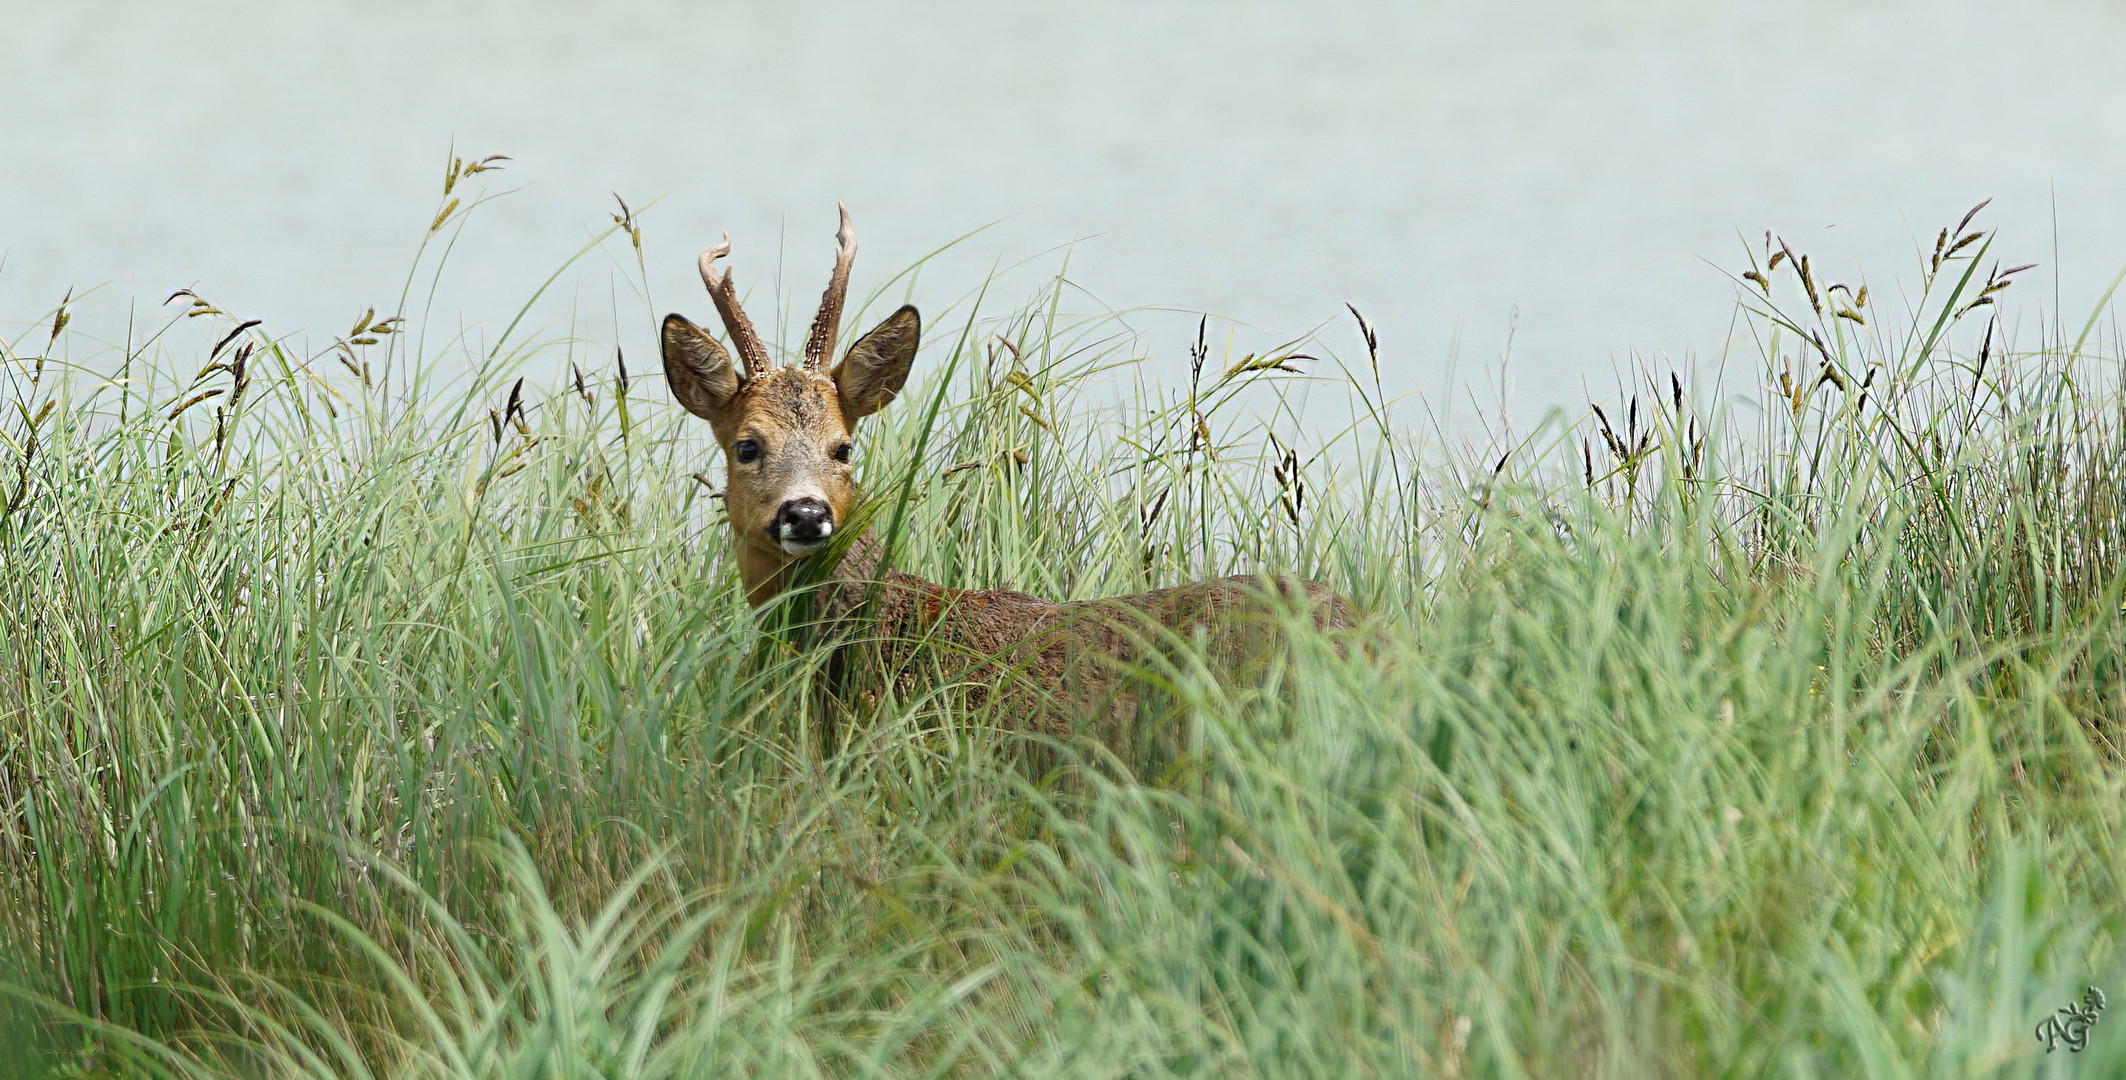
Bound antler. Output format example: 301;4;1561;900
698;233;772;379
801;203;858;371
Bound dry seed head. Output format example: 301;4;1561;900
1346;302;1379;363
212;320;261;360
610;193;643;252
167;387;225;421
1955;196;1992;237
443;153;509;196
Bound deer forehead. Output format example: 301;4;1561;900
731;369;848;444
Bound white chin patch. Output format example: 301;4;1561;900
776;522;832;556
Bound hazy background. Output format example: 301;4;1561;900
5;0;2125;433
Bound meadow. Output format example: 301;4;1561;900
3;181;2124;1077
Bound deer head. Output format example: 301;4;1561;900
662;204;921;605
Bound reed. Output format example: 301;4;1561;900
1;179;2123;1077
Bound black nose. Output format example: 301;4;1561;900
773;497;833;543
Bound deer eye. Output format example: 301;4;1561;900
732;439;762;464
833;441;853;463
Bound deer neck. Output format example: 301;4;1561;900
737;542;798;607
736;525;891;610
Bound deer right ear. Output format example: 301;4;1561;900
662;313;744;438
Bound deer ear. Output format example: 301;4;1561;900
833;305;920;422
662;313;744;439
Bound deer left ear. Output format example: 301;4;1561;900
833;305;920;422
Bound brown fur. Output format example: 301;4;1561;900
808;533;1348;741
663;214;1350;740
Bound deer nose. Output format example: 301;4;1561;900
772;497;834;547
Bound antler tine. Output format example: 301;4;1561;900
697;232;772;379
802;203;858;371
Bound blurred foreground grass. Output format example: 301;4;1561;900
3;194;2124;1078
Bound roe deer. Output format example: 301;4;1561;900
661;206;1348;739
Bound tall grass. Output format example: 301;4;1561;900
2;182;2124;1077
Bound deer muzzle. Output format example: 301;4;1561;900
772;497;835;555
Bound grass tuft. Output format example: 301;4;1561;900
3;190;2124;1076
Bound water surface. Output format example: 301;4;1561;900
6;0;2125;433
